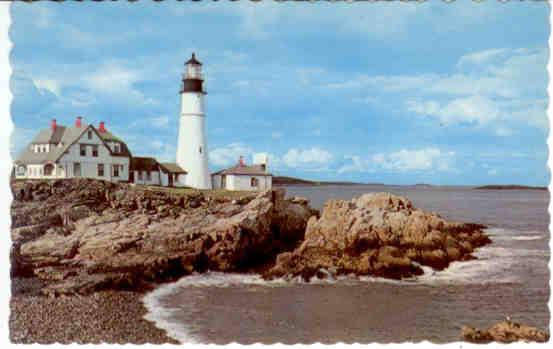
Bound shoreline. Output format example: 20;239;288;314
10;277;177;344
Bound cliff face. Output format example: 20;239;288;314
264;193;491;281
11;179;318;296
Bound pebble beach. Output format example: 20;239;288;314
10;277;176;344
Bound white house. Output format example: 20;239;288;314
211;154;272;191
130;157;187;187
14;117;132;182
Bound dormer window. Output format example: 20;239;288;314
113;143;121;153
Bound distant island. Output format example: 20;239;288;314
475;185;548;191
272;176;370;186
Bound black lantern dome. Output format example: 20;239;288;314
180;53;206;94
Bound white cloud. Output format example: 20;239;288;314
406;96;501;126
327;47;547;133
150;115;170;129
33;78;61;96
271;131;283;140
209;142;254;167
339;148;455;174
282;147;333;170
82;63;154;105
494;126;514;137
456;48;509;69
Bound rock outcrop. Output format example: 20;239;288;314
11;179;317;296
264;192;491;281
462;320;549;343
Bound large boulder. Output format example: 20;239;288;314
10;179;317;295
264;192;490;280
462;320;549;343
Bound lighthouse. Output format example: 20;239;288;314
176;53;212;189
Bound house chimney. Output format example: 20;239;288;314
75;116;82;128
238;156;245;167
99;121;106;133
51;118;57;131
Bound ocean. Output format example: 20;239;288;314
143;185;550;343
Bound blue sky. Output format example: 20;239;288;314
9;1;550;185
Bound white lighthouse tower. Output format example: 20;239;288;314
176;53;211;189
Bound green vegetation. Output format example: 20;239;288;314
138;184;253;199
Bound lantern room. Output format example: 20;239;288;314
185;53;202;79
181;53;205;94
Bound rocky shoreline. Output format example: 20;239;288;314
265;193;491;281
11;179;317;296
9;178;512;343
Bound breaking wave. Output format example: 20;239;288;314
143;227;549;343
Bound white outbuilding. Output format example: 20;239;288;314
211;155;272;191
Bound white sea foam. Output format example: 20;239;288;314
511;235;545;241
143;227;549;342
142;280;200;344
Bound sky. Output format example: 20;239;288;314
9;1;550;186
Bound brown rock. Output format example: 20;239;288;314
265;192;490;281
462;320;549;343
11;179;316;295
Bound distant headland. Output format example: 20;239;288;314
474;185;548;191
273;176;546;190
272;176;373;186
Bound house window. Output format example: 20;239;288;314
251;177;259;187
73;163;81;177
146;171;151;181
199;146;202;154
17;165;26;176
97;164;104;177
137;171;143;181
80;144;86;156
92;145;98;157
113;164;120;177
88;130;93;140
113;143;121;153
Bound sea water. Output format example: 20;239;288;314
143;185;550;343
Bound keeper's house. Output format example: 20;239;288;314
13;117;132;182
211;154;272;191
130;157;187;187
